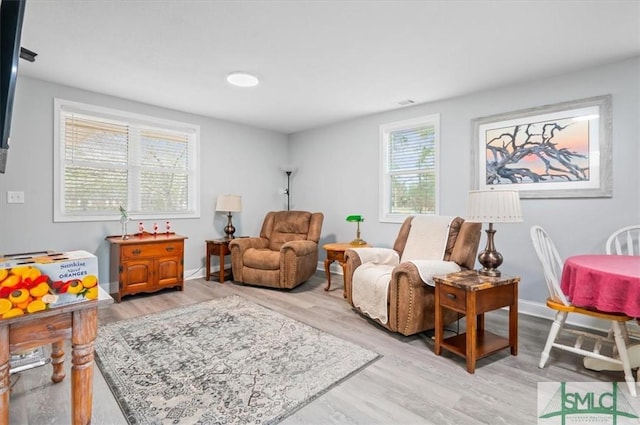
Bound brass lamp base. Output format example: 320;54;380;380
350;222;366;246
224;212;236;239
477;223;503;277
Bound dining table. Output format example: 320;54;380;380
560;254;640;374
560;254;640;318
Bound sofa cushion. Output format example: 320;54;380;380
243;248;280;270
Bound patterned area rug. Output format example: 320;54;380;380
95;295;380;424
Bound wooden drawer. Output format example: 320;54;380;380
10;312;73;352
438;284;466;311
122;242;183;259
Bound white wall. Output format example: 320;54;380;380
289;56;640;304
0;76;289;292
2;58;638;303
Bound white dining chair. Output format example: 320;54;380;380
530;225;637;396
606;225;640;342
606;225;640;255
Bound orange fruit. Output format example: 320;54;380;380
0;298;13;315
0;274;20;288
81;275;98;288
67;281;84;294
85;286;99;300
2;308;24;319
23;267;42;281
30;282;50;298
9;288;29;304
26;299;47;314
16;296;33;310
0;269;8;282
10;266;31;278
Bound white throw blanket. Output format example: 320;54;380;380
351;216;455;324
400;216;455;262
408;260;461;286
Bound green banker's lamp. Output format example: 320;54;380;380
346;215;367;245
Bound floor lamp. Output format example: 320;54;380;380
281;165;297;211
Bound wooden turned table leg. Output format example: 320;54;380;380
72;308;97;425
0;325;9;425
324;258;333;291
51;340;66;383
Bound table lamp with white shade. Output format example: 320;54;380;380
216;194;242;239
466;189;523;277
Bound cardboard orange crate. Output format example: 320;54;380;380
0;250;99;319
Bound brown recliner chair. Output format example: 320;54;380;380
344;216;481;336
229;211;324;289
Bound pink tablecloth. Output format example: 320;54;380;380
560;255;640;318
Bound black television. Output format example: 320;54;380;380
0;0;27;174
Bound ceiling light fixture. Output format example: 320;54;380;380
226;72;259;87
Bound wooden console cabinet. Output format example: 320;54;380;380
106;233;188;302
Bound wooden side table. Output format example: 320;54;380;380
0;287;113;425
322;242;371;297
205;239;232;283
433;270;519;373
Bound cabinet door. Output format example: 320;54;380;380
121;259;155;291
157;256;182;287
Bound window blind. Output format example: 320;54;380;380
380;115;440;221
55;99;199;221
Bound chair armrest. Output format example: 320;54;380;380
281;239;318;256
229;237;268;253
228;237;269;282
351;247;399;266
405;260;461;286
389;262;459;335
343;247;399;305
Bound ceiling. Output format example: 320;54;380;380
18;0;640;134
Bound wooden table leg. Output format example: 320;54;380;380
0;325;9;425
324;258;333;291
434;285;442;356
51;340;66;383
510;284;518;355
218;250;225;284
205;244;211;281
72;308;97;425
466;292;477;374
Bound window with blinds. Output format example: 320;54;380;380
54;99;200;222
379;114;440;222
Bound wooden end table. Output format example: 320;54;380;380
205;239;233;283
322;242;371;297
0;287;113;425
433;270;519;373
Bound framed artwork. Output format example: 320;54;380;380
471;95;612;198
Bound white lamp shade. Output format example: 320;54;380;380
466;190;523;223
216;195;242;212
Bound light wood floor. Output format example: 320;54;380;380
8;272;636;424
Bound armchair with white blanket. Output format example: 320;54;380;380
344;216;481;336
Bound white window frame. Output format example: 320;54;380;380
54;98;201;222
379;114;441;223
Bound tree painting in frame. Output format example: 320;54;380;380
471;95;612;198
